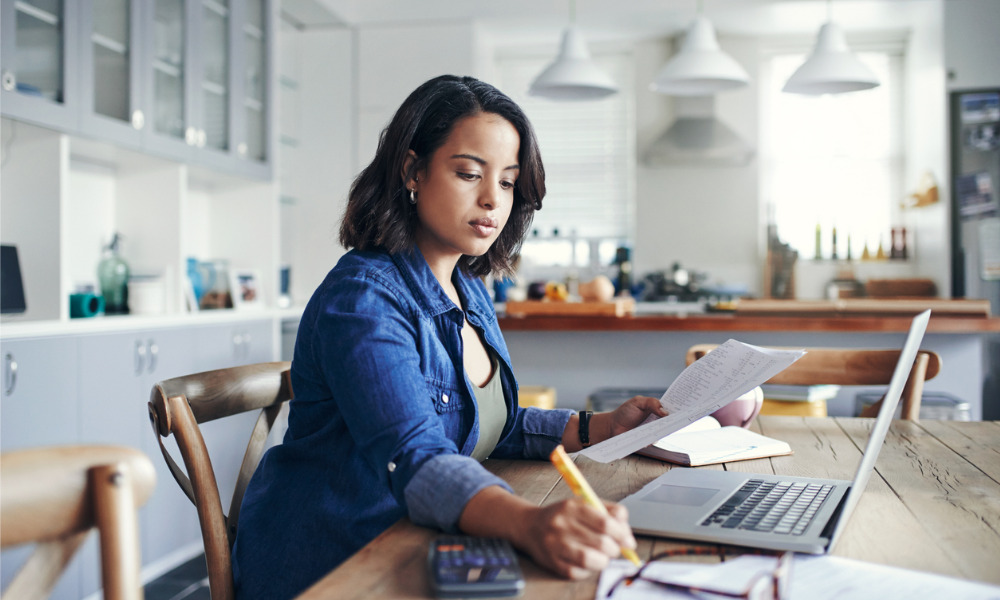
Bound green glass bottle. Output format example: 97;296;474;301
98;233;130;314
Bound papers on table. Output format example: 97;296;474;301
597;555;1000;600
580;340;805;463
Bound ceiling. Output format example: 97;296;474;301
294;0;935;43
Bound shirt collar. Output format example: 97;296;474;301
390;248;489;320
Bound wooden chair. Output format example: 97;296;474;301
147;361;292;600
686;345;942;421
0;445;156;600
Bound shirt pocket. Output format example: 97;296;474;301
425;378;466;414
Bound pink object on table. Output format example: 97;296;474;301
710;386;764;428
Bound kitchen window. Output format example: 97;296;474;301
495;49;636;277
760;44;904;261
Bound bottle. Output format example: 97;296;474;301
98;233;130;314
613;247;633;297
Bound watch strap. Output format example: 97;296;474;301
579;410;593;447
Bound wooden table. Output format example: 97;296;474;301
297;417;1000;599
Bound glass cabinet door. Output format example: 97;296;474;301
199;0;230;153
0;0;79;129
151;0;187;143
79;0;144;145
241;0;267;163
90;0;132;121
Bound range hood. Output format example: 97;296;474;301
643;96;754;167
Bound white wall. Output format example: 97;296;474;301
282;28;355;302
633;34;761;294
355;23;476;167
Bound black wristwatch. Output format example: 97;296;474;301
579;410;593;447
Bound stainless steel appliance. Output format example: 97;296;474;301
949;89;1000;418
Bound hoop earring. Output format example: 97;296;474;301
409;188;417;204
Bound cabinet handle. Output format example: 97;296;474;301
237;142;248;157
135;340;147;375
131;109;145;130
185;127;198;145
4;353;17;396
197;129;207;148
2;71;15;92
147;340;159;374
233;332;244;357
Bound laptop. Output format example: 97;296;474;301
620;309;931;554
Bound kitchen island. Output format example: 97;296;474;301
498;305;1000;419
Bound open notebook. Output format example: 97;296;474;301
637;416;791;467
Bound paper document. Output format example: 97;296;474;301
596;555;1000;600
580;340;805;463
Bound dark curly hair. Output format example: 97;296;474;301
339;75;545;278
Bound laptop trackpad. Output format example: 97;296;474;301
642;484;719;506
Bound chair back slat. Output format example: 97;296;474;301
686;345;941;421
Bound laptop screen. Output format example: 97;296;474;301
826;309;931;548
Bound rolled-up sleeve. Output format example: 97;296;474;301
491;406;573;460
404;454;512;532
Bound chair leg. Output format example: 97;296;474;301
91;462;143;600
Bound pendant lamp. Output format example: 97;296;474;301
528;1;618;101
650;16;749;96
782;3;879;95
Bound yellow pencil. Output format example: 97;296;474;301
549;445;642;566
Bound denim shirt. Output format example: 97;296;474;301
232;247;573;599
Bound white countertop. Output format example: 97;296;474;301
1;306;306;340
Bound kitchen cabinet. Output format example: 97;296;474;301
76;327;200;597
0;8;339;328
0;321;279;598
0;0;81;131
1;0;274;179
196;318;275;370
0;335;82;600
145;0;274;178
77;0;146;149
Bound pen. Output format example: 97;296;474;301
549;445;642;567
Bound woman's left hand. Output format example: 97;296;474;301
563;395;668;450
607;395;668;437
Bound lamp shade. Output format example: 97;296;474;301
782;22;880;95
529;27;618;101
650;16;749;96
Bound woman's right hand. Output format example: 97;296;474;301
515;497;637;579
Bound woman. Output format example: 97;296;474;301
232;75;665;599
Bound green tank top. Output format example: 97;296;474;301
469;354;507;462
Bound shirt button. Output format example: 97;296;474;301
442;393;449;404
387;461;396;472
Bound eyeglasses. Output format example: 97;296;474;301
604;548;792;600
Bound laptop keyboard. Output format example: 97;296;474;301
701;479;834;535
